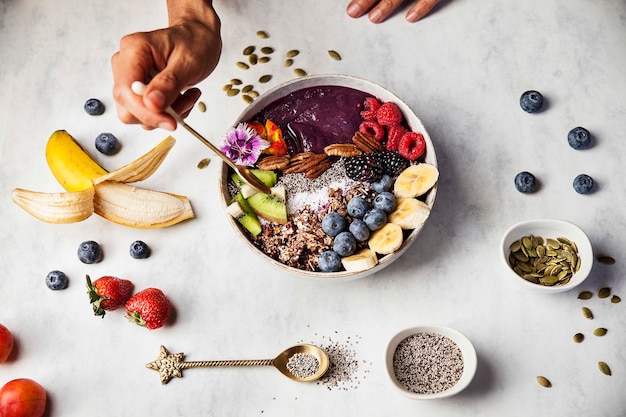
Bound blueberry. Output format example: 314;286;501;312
520;90;544;113
371;174;393;193
77;240;102;264
130;240;151;259
373;191;397;214
322;212;347;237
84;98;105;116
46;270;68;290
318;250;342;272
514;171;536;193
349;219;370;242
347;196;369;219
95;133;121;155
567;127;591;150
333;231;357;257
573;174;594;194
363;208;387;231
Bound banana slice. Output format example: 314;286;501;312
93;181;194;228
341;248;378;272
46;130;108;191
388;198;431;230
393;163;439;198
368;223;404;255
94;136;176;184
12;187;94;223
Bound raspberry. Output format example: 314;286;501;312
376;102;402;127
398;132;426;161
385;124;408;151
359;121;385;142
360;97;380;121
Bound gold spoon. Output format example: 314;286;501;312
131;81;271;194
147;344;330;384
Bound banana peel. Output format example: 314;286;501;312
13;130;194;228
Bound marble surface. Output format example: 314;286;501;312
1;0;625;416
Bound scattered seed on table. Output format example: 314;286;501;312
259;74;272;83
578;291;593;300
286;49;300;58
242;84;253;93
236;61;250;70
197;158;210;169
582;307;593;319
328;50;342;61
258;56;271;64
226;88;240;96
242;94;254;104
593;327;608;336
294;68;307;77
573;333;584;343
248;54;258;65
197;101;206;113
260;46;274;54
222;83;233;91
284;58;294;67
248;90;259;98
598;361;612;376
598;287;611;298
256;30;269;39
242;45;255;55
230;78;242;85
537;376;552;388
611;295;621;303
596;255;616;265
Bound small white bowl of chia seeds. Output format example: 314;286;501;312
500;219;593;293
385;325;477;399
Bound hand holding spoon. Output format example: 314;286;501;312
147;344;329;384
131;81;271;194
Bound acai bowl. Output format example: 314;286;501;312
219;74;438;280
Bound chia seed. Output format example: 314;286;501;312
286;353;320;378
392;332;464;395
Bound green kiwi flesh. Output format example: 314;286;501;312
230;192;262;236
247;192;288;224
231;169;277;188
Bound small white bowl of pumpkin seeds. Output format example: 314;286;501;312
500;219;593;293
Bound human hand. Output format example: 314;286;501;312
111;5;221;130
347;0;440;24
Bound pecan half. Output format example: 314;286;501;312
352;131;383;153
305;159;331;179
283;153;327;174
324;143;362;157
257;155;290;170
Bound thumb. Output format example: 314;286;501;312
142;69;186;113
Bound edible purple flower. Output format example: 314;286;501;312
220;123;269;166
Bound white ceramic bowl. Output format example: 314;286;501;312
219;74;438;280
500;219;593;293
385;325;477;399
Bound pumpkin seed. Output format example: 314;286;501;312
286;49;300;58
248;54;258;65
573;333;584;343
197;101;206;113
242;94;254;104
248;90;259;98
284;58;294;67
593;328;607;337
236;61;250;70
258;56;271;63
230;78;242;85
611;295;621;304
582;307;593;319
258;74;272;83
242;45;256;55
578;290;593;300
256;30;269;39
197;158;210;169
597;255;616;265
260;46;274;54
598;287;611;298
242;84;253;93
226;88;240;96
598;362;611;376
294;68;307;77
328;50;342;61
536;376;552;388
222;83;232;91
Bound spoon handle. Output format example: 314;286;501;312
181;359;273;369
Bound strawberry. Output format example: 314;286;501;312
376;102;402;127
125;288;172;330
86;275;134;318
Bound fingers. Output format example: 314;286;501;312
406;0;440;22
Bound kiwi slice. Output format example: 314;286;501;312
231;169;277;188
229;192;262;236
247;191;287;224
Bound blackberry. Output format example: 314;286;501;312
377;150;409;176
344;154;383;182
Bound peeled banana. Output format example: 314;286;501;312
11;187;94;224
393;163;439;199
368;223;404;255
45;130;108;192
341;248;378;272
93;181;194;229
388;198;431;230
